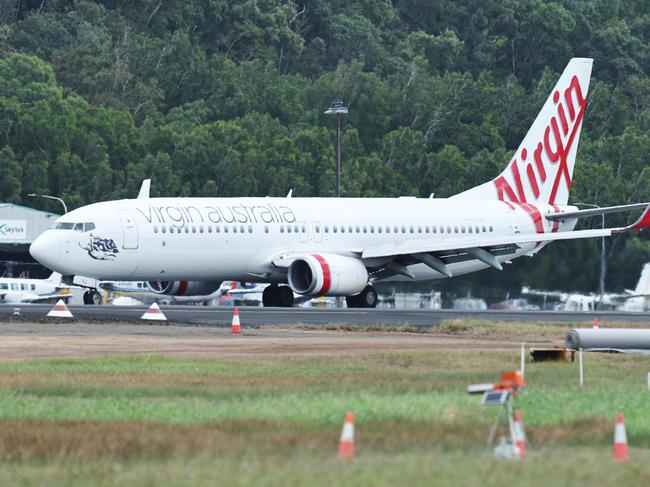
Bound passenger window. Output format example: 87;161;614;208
482;226;487;232
31;284;36;291
386;225;390;233
340;225;345;233
240;225;245;233
11;283;17;290
184;227;189;233
333;226;338;233
20;283;26;290
315;225;320;233
349;225;354;233
302;225;306;233
169;227;174;234
418;226;422;233
461;226;466;233
447;226;451;233
355;225;360;233
249;225;253;233
433;226;437;233
294;225;298;233
370;225;374;233
468;227;472;233
475;226;480;233
233;226;238;233
264;225;269;233
425;226;429;233
489;226;494;232
199;226;204;233
378;226;382;233
0;283;7;290
287;226;292;233
191;226;196;233
401;225;406;233
363;225;367;233
208;226;212;233
224;226;229;233
161;225;167;234
216;226;221;233
409;226;414;233
324;225;329;233
454;226;458;233
154;226;158;233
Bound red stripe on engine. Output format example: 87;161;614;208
311;254;331;295
176;280;188;295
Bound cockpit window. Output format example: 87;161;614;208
55;222;96;232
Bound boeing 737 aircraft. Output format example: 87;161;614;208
29;58;650;308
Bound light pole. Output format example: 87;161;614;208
575;202;606;300
325;100;348;197
27;193;68;214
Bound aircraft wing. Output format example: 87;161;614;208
22;292;71;303
361;205;650;279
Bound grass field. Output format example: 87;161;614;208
1;321;650;485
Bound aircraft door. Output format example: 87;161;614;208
117;209;139;249
508;210;522;235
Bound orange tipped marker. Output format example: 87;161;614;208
612;413;629;461
47;299;73;318
141;302;167;321
231;307;241;334
338;412;355;460
513;410;527;458
593;318;599;329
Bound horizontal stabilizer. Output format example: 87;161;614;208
546;202;650;221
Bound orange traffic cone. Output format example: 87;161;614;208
338;412;355;460
513;410;527;458
612;413;629;461
47;299;73;318
231;308;241;334
593;318;600;329
141;302;167;321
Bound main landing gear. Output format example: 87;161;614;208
262;284;295;307
345;285;378;308
83;289;102;305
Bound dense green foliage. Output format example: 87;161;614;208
0;0;648;293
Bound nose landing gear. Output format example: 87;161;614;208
83;290;102;305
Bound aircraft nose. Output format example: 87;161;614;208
30;231;61;270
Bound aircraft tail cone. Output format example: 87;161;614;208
338;411;355;460
231;308;241;334
47;299;73;318
612;413;629;461
141;302;167;321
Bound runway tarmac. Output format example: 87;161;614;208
1;304;649;326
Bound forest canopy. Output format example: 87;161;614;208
0;0;648;293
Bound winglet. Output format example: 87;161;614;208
137;179;151;199
619;205;650;233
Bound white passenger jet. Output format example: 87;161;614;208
29;58;650;308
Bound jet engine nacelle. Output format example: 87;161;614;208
287;253;368;296
146;280;223;296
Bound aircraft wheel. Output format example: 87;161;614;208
277;286;294;307
262;285;278;307
89;290;102;305
361;285;378;308
83;291;91;305
346;285;378;308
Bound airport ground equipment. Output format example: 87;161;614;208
612;413;629;461
468;371;525;459
47;299;73;318
141;302;167;321
231;308;241;333
566;328;650;351
338;412;355;460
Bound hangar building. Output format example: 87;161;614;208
0;203;60;278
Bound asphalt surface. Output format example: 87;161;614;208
1;304;649;327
